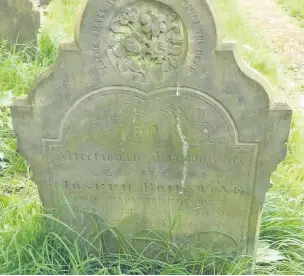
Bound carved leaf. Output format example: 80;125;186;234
168;23;180;34
118;59;132;72
171;34;184;45
130;60;143;70
110;22;121;33
122;37;141;55
170;45;184;56
167;13;178;23
162;59;170;72
112;44;123;58
159;22;167;33
141;24;152;34
168;56;179;69
152;25;161;37
109;40;119;51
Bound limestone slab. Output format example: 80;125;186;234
11;0;292;259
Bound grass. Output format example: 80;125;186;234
214;0;284;91
0;42;42;97
38;0;82;65
276;0;304;27
0;0;304;274
0;208;253;275
0;0;81;97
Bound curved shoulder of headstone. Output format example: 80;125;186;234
208;0;292;187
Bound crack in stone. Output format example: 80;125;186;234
176;84;189;194
133;108;137;123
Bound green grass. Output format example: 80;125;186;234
38;0;82;66
0;0;304;274
0;42;42;97
257;191;304;275
276;0;304;27
214;0;284;90
0;208;253;275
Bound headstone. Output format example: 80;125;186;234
0;0;40;45
11;0;292;259
35;0;51;6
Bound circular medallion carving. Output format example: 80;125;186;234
107;1;188;84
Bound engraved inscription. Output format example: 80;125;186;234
62;180;250;196
107;1;188;83
190;30;204;73
43;87;258;251
52;149;246;166
182;0;201;25
93;43;108;78
92;0;118;38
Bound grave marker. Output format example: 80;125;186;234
0;0;40;45
35;0;51;6
11;0;292;258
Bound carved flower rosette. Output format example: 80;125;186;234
107;1;187;84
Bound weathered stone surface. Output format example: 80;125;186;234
11;0;292;258
0;0;40;45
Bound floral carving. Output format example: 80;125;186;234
108;1;187;84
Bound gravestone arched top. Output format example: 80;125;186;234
26;0;288;108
